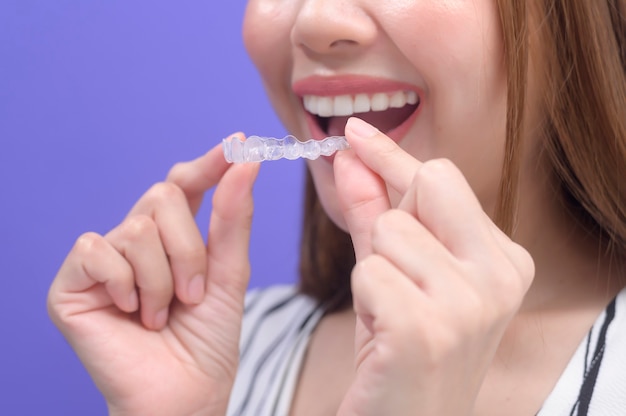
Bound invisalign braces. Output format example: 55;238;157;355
223;135;350;163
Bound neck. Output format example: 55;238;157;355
511;161;624;314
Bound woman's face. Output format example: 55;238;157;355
243;0;508;231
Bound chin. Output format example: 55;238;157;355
306;159;350;233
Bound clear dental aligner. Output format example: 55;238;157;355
222;135;350;163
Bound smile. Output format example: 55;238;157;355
304;91;420;139
293;76;422;141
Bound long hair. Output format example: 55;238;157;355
538;0;626;251
298;0;626;310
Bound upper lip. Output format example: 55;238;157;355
292;74;422;97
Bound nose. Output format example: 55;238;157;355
291;0;376;57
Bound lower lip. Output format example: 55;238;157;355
304;104;422;164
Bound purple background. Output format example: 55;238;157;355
0;1;305;414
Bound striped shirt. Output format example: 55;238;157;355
226;285;626;415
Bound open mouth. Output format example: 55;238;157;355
303;91;421;138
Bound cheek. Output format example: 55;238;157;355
243;1;303;134
385;1;507;209
243;2;285;75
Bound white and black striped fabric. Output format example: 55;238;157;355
227;285;626;415
227;285;325;416
538;288;626;415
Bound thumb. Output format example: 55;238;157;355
163;161;260;385
334;145;390;262
205;161;261;303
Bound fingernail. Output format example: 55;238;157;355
346;117;379;139
154;308;168;329
188;274;205;304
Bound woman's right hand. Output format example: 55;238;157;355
47;135;260;416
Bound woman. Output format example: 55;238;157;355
48;0;626;414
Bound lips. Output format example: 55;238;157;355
293;75;422;142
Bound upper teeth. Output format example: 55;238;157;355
303;91;419;117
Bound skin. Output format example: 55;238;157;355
47;0;625;415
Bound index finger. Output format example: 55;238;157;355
124;134;237;305
164;133;237;214
344;117;422;195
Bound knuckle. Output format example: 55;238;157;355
417;158;458;182
351;254;395;293
73;232;105;257
119;215;157;242
375;209;402;231
371;211;391;241
428;157;457;171
515;244;536;283
426;326;460;362
493;243;535;300
489;266;527;315
452;285;489;329
352;255;379;284
147;181;186;205
166;162;189;185
360;253;389;274
371;209;409;244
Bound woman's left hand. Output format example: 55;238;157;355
334;118;535;416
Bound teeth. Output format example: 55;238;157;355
370;93;389;111
353;94;371;113
317;96;334;117
303;91;419;117
389;91;406;108
333;95;354;117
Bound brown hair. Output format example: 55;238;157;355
298;0;626;310
538;0;626;250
